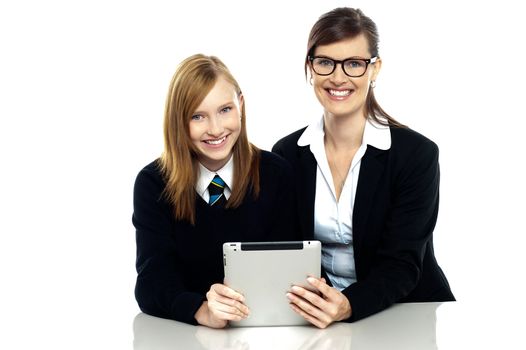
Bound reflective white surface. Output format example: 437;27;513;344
133;302;443;350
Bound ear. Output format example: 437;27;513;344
307;65;314;84
370;57;382;82
238;91;244;111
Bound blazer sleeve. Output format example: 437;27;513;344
133;165;205;325
343;138;441;322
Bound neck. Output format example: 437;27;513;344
323;112;366;151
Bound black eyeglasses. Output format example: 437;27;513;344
308;56;378;77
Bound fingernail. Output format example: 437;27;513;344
291;286;301;293
307;277;316;283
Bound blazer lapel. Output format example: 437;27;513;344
297;146;317;239
353;146;386;246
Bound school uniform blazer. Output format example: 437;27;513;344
133;151;300;325
272;125;455;322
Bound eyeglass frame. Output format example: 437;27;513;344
308;55;378;78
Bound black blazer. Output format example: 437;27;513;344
272;125;455;322
133;151;300;325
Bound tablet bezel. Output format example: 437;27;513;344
223;240;321;327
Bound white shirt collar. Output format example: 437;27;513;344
297;115;391;150
195;156;234;199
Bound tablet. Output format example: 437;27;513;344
223;240;321;327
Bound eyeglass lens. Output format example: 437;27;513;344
312;58;369;77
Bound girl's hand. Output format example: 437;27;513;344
195;283;249;328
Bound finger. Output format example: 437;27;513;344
306;277;337;300
207;289;250;316
304;279;350;319
208;297;249;319
290;284;330;311
305;279;352;321
208;306;247;322
210;293;250;316
211;283;245;302
289;301;330;329
307;274;326;284
287;291;331;325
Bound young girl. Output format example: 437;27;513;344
134;54;298;328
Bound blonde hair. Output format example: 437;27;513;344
159;54;260;224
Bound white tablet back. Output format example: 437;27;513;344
223;240;321;327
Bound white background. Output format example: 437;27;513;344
1;0;525;348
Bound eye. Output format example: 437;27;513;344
315;58;334;67
345;60;366;69
220;106;232;114
191;114;204;121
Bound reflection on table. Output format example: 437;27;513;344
133;302;443;350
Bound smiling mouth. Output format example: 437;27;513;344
328;89;352;97
204;136;227;145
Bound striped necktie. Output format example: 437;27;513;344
208;175;226;207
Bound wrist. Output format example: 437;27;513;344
194;301;210;326
343;299;352;320
194;301;228;328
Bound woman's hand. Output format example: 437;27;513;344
287;277;352;328
195;283;249;328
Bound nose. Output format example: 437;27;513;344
330;63;348;85
207;115;224;136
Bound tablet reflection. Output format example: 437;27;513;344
133;302;440;350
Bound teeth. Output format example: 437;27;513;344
205;136;226;145
329;89;351;96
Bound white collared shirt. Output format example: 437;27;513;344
298;116;391;290
195;156;234;202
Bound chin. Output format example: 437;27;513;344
327;109;353;118
200;153;231;170
328;104;363;117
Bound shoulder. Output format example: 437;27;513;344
387;127;440;177
136;159;164;181
259;150;293;174
390;126;438;157
134;159;165;195
272;127;308;154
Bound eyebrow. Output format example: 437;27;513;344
193;101;235;115
217;101;234;110
314;54;370;60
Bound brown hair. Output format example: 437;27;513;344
305;7;404;127
159;54;260;224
